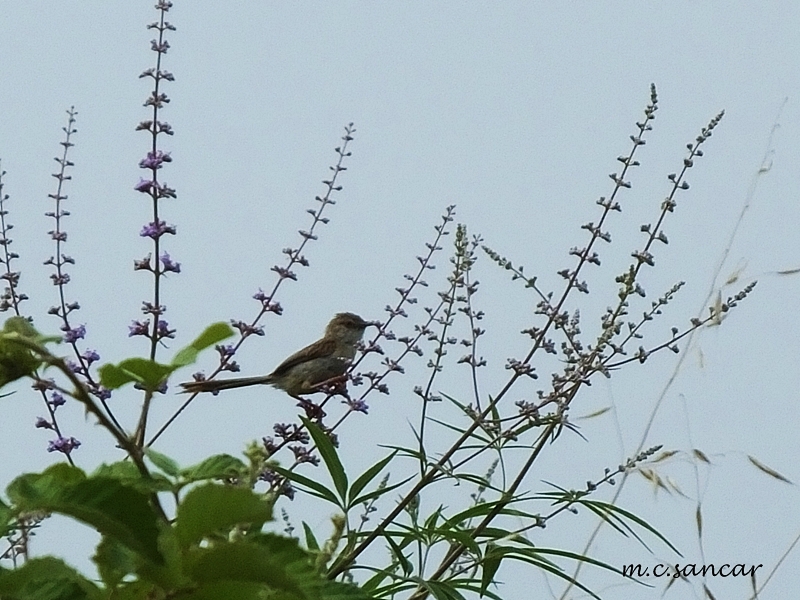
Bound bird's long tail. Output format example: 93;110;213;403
180;375;274;394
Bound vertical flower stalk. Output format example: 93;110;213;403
132;1;178;444
39;107;89;460
0;164;28;315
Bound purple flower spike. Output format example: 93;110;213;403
47;436;81;455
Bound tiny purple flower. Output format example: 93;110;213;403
138;150;172;170
49;391;66;407
140;220;176;239
35;417;54;430
290;445;320;466
150;39;171;53
141;301;166;316
47;436;81;455
128;320;150;337
262;437;278;455
134;255;153;271
156;320;176;340
156;183;177;199
50;273;71;286
90;386;112;401
160;252;181;273
345;398;369;414
134;178;154;193
62;324;86;343
81;349;100;365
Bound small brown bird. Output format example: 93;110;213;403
180;312;373;398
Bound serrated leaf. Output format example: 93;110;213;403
6;464;164;566
175;484;272;548
145;448;181;477
91;462;174;494
181;454;247;483
171;322;235;368
93;536;138;588
0;556;103;600
186;534;372;599
98;357;175;391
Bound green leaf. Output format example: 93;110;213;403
175;484;272;548
302;522;320;552
0;556;102;600
0;498;13;536
269;465;340;506
425;580;468;600
7;464;164;566
0;317;44;388
384;534;413;576
347;451;395;508
93;536;138;588
171;322;235;368
144;448;181;477
302;418;348;502
480;543;502;596
180;580;268;600
186;535;372;600
91;462;174;494
98;358;175;391
582;499;681;555
181;454;248;483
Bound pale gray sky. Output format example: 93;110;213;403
1;3;799;598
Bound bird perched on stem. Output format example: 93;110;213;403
180;312;374;399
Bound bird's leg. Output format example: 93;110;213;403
311;374;349;397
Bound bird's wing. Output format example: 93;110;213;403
269;337;338;378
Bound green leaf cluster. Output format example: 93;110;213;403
0;458;372;599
